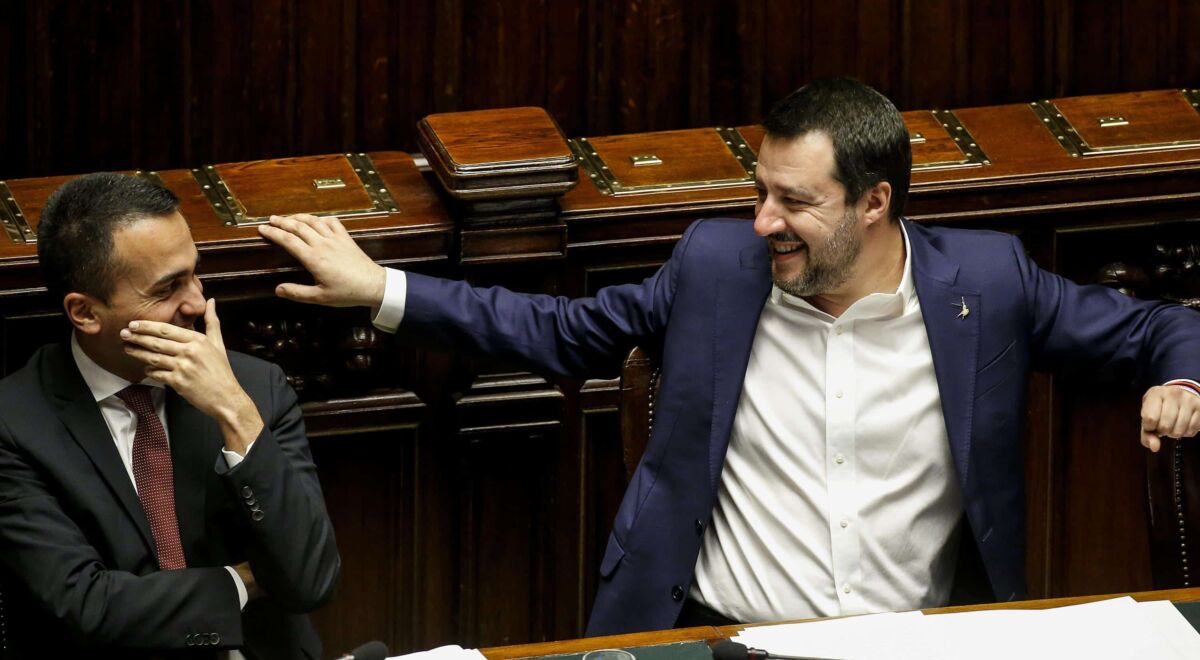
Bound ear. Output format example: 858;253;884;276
63;293;104;335
860;181;892;227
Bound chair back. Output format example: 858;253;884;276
1147;437;1200;588
618;346;661;483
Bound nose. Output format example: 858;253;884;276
179;276;206;319
753;197;783;237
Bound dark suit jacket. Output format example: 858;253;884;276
0;343;340;659
398;218;1200;636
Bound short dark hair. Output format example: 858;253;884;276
37;172;180;303
762;77;911;220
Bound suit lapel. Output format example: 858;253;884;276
708;242;773;489
906;220;981;484
43;345;156;555
165;388;218;560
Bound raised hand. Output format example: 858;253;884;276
257;214;387;311
121;298;263;455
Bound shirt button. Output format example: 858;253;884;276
840;519;849;528
835;454;845;464
843;584;852;594
835;326;844;335
835;390;844;399
671;585;685;601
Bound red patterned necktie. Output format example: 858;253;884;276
116;384;187;570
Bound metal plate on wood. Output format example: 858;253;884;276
1032;90;1200;157
569;127;756;196
0;180;36;244
192;153;401;227
908;109;990;171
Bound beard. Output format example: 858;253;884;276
771;207;862;297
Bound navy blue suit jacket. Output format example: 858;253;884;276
402;218;1200;636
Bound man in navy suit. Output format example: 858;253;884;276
260;78;1200;636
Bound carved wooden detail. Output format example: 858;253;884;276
236;316;390;400
1152;241;1200;308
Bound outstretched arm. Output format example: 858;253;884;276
1017;234;1200;450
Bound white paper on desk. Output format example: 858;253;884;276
918;596;1200;660
918;597;1142;660
730;596;1200;660
732;611;934;660
1132;600;1200;657
389;644;488;660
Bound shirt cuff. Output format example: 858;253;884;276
221;440;256;468
1166;379;1200;399
371;267;407;334
224;566;249;610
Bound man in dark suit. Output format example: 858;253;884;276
258;78;1200;636
0;173;340;658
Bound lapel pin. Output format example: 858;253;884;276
953;296;970;320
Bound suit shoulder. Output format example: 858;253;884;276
912;222;1018;251
908;222;1025;275
679;218;760;258
0;345;55;401
227;350;286;391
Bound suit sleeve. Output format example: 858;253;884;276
400;219;700;379
0;416;244;650
1015;234;1200;385
215;361;341;613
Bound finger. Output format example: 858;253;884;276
258;223;312;257
1157;398;1181;438
204;298;225;348
119;329;183;356
1141;393;1163;431
124;345;174;369
295;214;336;238
265;215;325;247
1141;429;1162;453
327;216;349;236
128;320;200;343
274;282;326;305
1168;397;1194;439
1188;408;1200;439
144;368;174;384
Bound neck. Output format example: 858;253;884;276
805;219;906;317
75;332;145;384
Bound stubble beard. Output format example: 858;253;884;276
772;207;862;297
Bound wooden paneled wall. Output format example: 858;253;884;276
3;0;1200;178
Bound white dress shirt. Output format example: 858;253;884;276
689;224;964;622
71;334;250;656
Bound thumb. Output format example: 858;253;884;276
275;282;325;305
1141;429;1162;453
204;298;225;347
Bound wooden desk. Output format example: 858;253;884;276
483;588;1200;659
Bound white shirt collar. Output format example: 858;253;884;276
773;219;916;320
70;332;165;403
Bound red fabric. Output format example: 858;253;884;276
116;384;187;570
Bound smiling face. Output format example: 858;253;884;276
752;131;866;298
69;212;206;379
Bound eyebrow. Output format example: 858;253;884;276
755;179;817;199
150;253;200;289
151;269;190;289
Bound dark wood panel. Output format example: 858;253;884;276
6;1;1200;178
